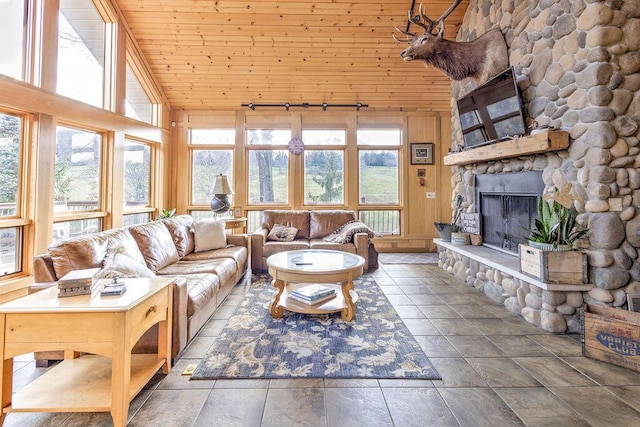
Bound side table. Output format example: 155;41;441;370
224;217;247;234
0;277;173;427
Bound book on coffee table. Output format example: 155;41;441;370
290;284;335;301
288;291;337;305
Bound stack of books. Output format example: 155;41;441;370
289;284;336;305
57;267;101;298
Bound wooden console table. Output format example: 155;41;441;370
0;277;173;427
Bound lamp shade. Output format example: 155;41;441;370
210;174;234;195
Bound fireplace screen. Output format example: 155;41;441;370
475;171;544;255
480;194;538;253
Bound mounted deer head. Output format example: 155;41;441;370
394;1;508;83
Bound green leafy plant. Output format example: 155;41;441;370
158;208;176;219
526;197;588;249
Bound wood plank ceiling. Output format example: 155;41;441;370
114;0;468;112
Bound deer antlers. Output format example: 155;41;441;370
393;0;462;42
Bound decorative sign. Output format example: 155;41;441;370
460;213;481;235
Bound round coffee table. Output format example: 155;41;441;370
266;249;365;321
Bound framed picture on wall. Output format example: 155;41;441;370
410;143;434;165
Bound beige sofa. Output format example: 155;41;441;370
32;215;248;365
250;210;377;272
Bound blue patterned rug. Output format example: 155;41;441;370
191;274;440;380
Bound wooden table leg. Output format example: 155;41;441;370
269;278;285;318
111;314;131;427
341;280;356;321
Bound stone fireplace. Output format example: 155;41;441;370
436;0;640;333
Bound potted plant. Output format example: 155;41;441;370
526;195;588;252
157;208;176;220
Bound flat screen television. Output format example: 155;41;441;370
456;67;527;149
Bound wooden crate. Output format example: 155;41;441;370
582;304;640;373
518;244;587;285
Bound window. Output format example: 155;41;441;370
359;150;399;204
123;140;151;209
301;129;345;205
52;218;101;242
125;62;153;123
357;128;401;234
189;129;234;209
0;0;27;80
247;129;290;205
304;151;344;204
123;212;151;227
0;111;27;277
57;0;109;108
55;125;102;212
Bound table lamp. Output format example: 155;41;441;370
210;174;234;216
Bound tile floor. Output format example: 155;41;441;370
5;262;640;426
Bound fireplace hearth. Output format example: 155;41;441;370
475;171;544;255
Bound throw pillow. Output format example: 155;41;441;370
192;219;227;252
322;220;376;244
267;224;298;242
99;246;156;279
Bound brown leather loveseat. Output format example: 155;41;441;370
250;210;377;272
32;214;248;365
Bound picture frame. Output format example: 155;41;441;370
410;143;434;165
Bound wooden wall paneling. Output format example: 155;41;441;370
234;110;246;214
109;132;125;229
406;113;437;238
172;111;189;214
437;115;454;225
32;114;56;257
39;0;59;91
290;112;303;208
113;19;128;115
0;77;167;143
345;113;358;210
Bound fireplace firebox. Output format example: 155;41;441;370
475;171;544;255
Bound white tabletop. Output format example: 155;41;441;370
266;249;364;274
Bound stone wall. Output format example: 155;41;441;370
439;247;589;332
443;0;640;329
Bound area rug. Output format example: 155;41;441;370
191;274;440;380
379;252;439;264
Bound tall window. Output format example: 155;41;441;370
247;129;290;205
302;129;345;205
189;129;234;212
53;124;103;241
0;111;26;277
123;139;153;225
0;0;27;80
357;129;401;234
125;61;153;124
57;0;109;108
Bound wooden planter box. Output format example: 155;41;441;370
582;304;640;373
518;244;587;285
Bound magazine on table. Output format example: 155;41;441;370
290;284;336;301
288;291;337;305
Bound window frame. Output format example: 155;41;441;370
55;0;118;110
52;121;109;228
0;107;33;280
187;128;236;214
245;128;291;208
301;127;347;207
356;127;403;235
125;36;163;126
122;137;157;221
